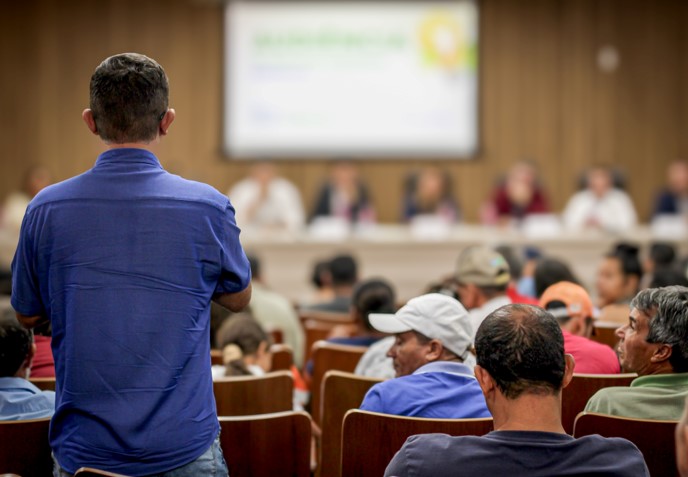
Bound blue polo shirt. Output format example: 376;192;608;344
11;148;251;476
360;361;490;418
0;377;55;420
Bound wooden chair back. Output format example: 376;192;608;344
0;418;52;476
270;343;294;371
210;349;223;366
213;370;293;416
74;468;130;476
561;373;636;434
574;412;678;476
318;371;383;477
299;310;354;363
310;342;367;425
591;321;621;349
219;411;312;477
341;410;493;477
29;377;56;391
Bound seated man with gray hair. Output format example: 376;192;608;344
585;285;688;420
384;304;648;476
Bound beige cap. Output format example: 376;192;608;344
455;246;511;287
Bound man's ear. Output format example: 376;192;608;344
425;339;444;362
651;343;673;364
562;353;576;389
474;365;495;397
159;108;175;137
82;109;98;135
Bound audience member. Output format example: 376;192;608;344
533;256;580;298
483;161;549;225
562;165;637;232
310;161;375;224
245;254;305;367
539;282;620;374
642;242;678;289
303;254;358;313
650;267;688;288
585;286;688;420
359;294;489;418
307;259;335;305
652;159;688;218
1;165;52;232
454;245;511;336
384;304;648;477
11;53;251;476
227;161;305;232
30;320;55;378
494;245;538;305
215;313;272;377
0;311;55;420
597;243;642;304
327;278;396;347
402;167;459;223
677;397;688;477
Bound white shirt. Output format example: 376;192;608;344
227;177;305;232
355;336;396;380
562;189;638;232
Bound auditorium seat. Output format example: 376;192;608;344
318;371;383;477
299;310;354;362
210;349;223;366
28;376;56;391
561;373;636;434
0;417;52;476
573;412;678;476
591;321;621;349
309;341;367;425
341;410;493;477
270;343;294;371
219;411;312;477
213;370;293;416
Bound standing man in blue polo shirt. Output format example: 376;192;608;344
359;293;489;418
11;53;251;476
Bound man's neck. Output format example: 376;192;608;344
105;142;156;153
491;393;566;434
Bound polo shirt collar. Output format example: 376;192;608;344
95;148;162;169
413;361;474;377
0;376;42;394
631;372;688;388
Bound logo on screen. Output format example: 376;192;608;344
419;12;475;71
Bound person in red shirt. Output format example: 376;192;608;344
539;282;620;374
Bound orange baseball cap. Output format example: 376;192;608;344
539;281;595;321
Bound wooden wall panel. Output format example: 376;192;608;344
0;0;686;223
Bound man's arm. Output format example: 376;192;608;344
213;282;252;313
16;312;48;329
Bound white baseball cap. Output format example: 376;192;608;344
369;293;474;362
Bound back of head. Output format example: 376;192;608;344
90;53;169;144
608;242;643;282
631;286;688;373
534;257;579;298
475;304;565;399
0;309;32;378
650;267;688;288
215;313;269;357
329;254;358;287
650;242;676;268
352;278;397;331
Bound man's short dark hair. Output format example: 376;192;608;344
475;304;565;399
90;53;169;143
0;310;32;377
631;286;688;372
329;254;358;286
247;254;261;281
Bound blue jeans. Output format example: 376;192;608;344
53;435;229;477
